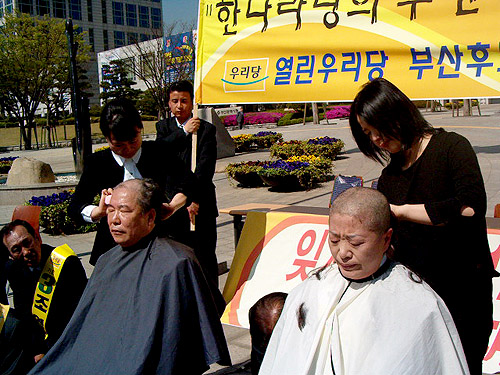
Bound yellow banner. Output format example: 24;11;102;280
0;303;9;333
196;0;500;104
32;244;76;336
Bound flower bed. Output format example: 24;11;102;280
27;191;98;235
224;112;285;126
325;105;351;119
232;134;254;152
252;131;283;148
232;132;284;152
270;137;344;161
286;155;332;174
257;160;326;190
225;161;267;187
0;156;19;174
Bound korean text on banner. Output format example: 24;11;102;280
196;0;500;104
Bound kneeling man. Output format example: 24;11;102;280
29;179;230;375
259;187;469;375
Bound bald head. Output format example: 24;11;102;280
330;187;390;234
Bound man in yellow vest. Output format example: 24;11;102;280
1;220;87;352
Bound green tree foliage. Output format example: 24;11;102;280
136;89;158;117
0;13;90;150
99;59;142;103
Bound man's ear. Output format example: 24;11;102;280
383;228;393;250
147;209;156;228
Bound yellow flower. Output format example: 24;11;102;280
233;134;253;141
286;155;320;163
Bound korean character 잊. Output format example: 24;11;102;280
286;229;332;282
366;50;388;80
342;52;362;82
216;0;241;36
409;47;433;79
346;0;379;24
275;57;294;85
466;42;493;77
437;45;462;79
296;55;316;84
318;53;338;83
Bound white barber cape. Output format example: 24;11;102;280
259;262;469;375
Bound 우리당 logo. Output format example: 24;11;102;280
222;58;269;93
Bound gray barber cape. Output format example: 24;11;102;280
29;233;231;375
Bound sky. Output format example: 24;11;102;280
162;0;199;32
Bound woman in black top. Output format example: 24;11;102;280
349;78;496;374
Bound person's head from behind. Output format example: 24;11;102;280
107;179;162;248
329;187;392;280
249;292;287;375
168;80;194;124
349;78;433;163
1;220;42;268
100;98;143;159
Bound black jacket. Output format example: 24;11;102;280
156;118;218;218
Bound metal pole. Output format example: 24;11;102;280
66;19;91;177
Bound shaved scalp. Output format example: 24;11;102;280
330;187;391;233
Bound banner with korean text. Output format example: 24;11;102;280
220;211;500;373
195;0;500;104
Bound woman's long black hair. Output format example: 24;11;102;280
349;78;435;164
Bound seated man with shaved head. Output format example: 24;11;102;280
29;179;230;375
259;187;470;375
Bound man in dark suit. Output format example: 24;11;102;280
156;80;219;286
1;220;87;351
69;98;196;265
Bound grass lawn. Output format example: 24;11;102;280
0;121;158;148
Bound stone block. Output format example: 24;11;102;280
199;107;235;159
6;157;55;186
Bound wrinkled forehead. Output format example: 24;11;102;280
110;185;140;208
4;225;34;247
329;212;378;232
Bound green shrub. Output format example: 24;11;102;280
278;114;314;126
0;120;18;128
89;105;102;117
58;117;75;125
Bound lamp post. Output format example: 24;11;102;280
66;19;91;177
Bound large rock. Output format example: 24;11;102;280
7;157;55;185
199;107;235;159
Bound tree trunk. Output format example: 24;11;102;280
302;103;307;125
312;103;319;124
19;121;31;150
463;99;472;116
47;109;53;148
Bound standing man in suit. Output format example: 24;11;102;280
69;98;196;266
156;80;219;286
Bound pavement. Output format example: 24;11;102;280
1;105;500;374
